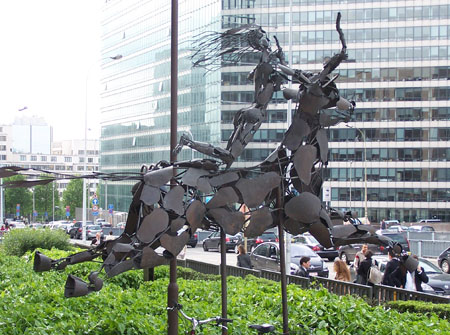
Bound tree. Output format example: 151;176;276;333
4;175;32;218
34;179;60;222
62;179;83;218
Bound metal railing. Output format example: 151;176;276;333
177;259;450;305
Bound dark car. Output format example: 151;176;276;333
338;243;386;265
187;232;198;248
438;247;450;273
378;232;410;253
68;221;94;239
202;231;240;252
408;225;435;232
292;233;338;261
242;230;279;252
379;256;450;296
250;242;329;277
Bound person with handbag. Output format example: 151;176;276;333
357;250;378;286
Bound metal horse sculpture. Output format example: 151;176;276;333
2;13;413;297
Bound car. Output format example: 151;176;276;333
384;225;409;233
85;225;103;240
418;219;441;223
408;225;435;232
384;220;400;227
438;247;450;273
338;243;386;265
30;223;44;229
378;256;450;296
241;230;279;252
377;232;410;253
292;233;338;261
117;222;126;229
68;221;94;239
187;232;198;248
9;221;26;229
202;231;241;252
250;242;329;277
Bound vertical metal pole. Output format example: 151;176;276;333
220;228;228;335
0;178;3;225
277;187;289;334
168;1;178;334
52;181;55;223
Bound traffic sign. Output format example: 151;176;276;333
108;204;114;214
92;205;99;212
92;198;99;205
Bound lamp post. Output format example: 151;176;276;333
82;54;122;241
349;161;352;212
346;125;367;223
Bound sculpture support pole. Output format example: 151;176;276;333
168;1;178;334
220;228;228;335
277;187;289;334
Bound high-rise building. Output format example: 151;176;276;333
100;0;449;223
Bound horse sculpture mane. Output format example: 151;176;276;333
2;13;413;297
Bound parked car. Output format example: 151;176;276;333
117;222;126;229
202;231;240;252
68;221;94;239
384;225;409;233
338;243;386;265
9;221;26;229
85;225;103;240
438;247;450;273
292;233;338;261
187;232;198;248
408;225;435;232
377;232;410;253
30;223;44;229
250;242;329;277
242;230;279;252
378;256;450;296
418;218;441;223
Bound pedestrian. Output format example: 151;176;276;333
298;256;311;278
392;255;428;291
381;248;400;287
105;231;116;241
95;231;102;245
357;250;378;286
354;244;368;283
237;244;252;269
334;258;351;282
380;219;386;230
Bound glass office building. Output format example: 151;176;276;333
100;0;449;223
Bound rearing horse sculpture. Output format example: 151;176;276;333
3;13;413;297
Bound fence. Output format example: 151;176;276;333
176;259;450;305
407;231;450;257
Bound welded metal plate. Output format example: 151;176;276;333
140;184;161;206
162;185;185;215
330;224;357;239
293;145;317;185
284;218;309;236
112;243;134;253
309;220;333;248
206;187;239;209
319;208;333;229
105;259;135;277
235;172;280;208
209;172;239;187
208;208;244;235
3;179;54;188
170;217;186;233
186;200;206;232
181;168;210;187
282;116;310;151
143;166;173;187
160;231;190;256
244;207;273;238
230;140;244;159
197;177;212;193
137;208;169;243
316;129;328;163
139;246;169;268
284;192;321;224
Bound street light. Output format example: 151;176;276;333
82;54;122;241
346;125;367;224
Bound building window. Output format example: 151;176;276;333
64;157;72;163
0;155;6;160
51;156;57;162
41;156;47;162
31;156;37;161
88;158;93;163
79;157;84;163
0;136;6;141
20;155;26;161
0;145;6;151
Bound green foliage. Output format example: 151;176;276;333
386;300;450;319
4;175;33;217
33;177;60;221
62;179;83;218
1;229;72;256
0;249;449;334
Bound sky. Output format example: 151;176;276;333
0;1;103;141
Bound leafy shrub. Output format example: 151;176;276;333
1;228;72;256
386;300;450;319
1;249;449;334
